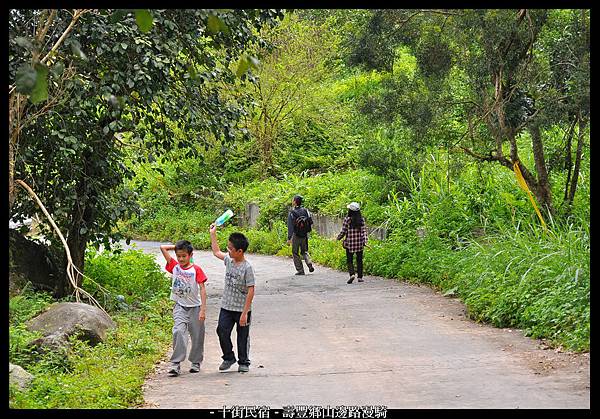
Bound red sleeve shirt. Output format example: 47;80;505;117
166;259;208;306
165;259;207;284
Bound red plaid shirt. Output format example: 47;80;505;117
337;216;368;253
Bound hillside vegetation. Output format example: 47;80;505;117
9;9;589;408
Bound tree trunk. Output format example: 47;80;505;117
56;175;92;298
529;123;554;217
563;117;577;202
9;133;15;216
8;92;26;217
59;227;86;298
568;117;587;206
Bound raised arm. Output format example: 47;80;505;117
209;223;226;260
160;244;175;263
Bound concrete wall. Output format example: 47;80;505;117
240;203;387;240
238;203;260;229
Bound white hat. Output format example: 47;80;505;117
347;202;360;211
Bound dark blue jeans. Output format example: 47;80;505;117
216;308;251;366
346;249;363;278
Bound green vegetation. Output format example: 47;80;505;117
9;8;589;408
9;249;172;408
123;152;590;352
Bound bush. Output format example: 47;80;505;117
451;223;589;351
9;285;54;324
83;247;170;310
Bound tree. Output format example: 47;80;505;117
348;9;590;219
9;9;283;297
244;12;340;176
533;9;589;213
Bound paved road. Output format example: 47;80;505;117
130;240;590;409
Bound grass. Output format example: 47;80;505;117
9;249;173;408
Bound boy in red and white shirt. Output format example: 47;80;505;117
160;240;208;376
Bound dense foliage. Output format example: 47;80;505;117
9;9;283;296
119;10;588;353
10;8;589;408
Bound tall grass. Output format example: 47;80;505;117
451;221;589;350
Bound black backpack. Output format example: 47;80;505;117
293;208;312;237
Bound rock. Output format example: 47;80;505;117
29;332;71;354
9;363;34;391
26;302;116;349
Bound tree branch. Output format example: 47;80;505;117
460;146;513;169
41;9;91;65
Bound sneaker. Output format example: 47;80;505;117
308;264;315;273
168;363;180;376
294;271;305;276
189;363;201;373
347;275;355;284
357;277;364;282
238;364;249;373
219;360;236;371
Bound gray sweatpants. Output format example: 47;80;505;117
171;303;205;364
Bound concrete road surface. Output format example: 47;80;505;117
129;241;589;409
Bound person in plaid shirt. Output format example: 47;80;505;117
336;202;368;284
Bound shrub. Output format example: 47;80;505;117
83;247;170;309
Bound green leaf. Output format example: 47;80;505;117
135;10;153;33
51;61;65;77
207;15;221;34
110;9;128;24
207;14;229;35
15;36;34;51
30;63;49;104
15;64;37;95
236;56;250;78
70;40;87;61
188;65;197;80
247;56;260;70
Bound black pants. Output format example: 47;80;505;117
346;249;363;278
216;308;251;366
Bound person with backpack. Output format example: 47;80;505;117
336;202;368;284
287;195;315;276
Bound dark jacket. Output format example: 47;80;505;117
287;206;312;240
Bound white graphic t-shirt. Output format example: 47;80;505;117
165;259;208;307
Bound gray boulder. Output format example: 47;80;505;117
9;363;34;390
26;302;116;350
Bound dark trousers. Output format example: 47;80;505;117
346;249;363;278
216;308;251;366
292;234;313;273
